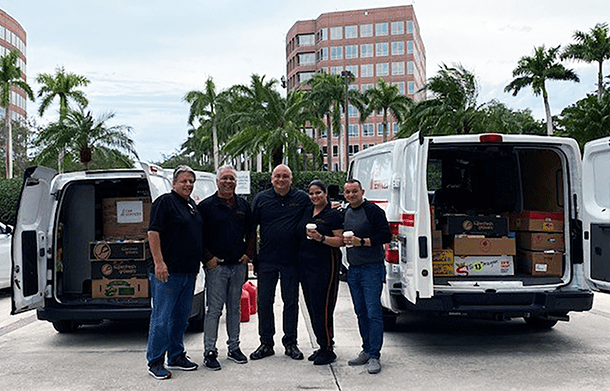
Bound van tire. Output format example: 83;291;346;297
382;310;398;331
52;320;79;333
188;293;205;332
524;316;558;329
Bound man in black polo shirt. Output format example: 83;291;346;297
198;166;256;370
250;164;310;361
146;165;204;380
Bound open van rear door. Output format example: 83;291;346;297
398;132;434;302
12;167;57;314
140;162;172;201
582;137;610;292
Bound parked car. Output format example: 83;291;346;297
11;163;216;332
0;221;12;290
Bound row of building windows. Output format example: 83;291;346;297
319;122;399;138
0;26;26;54
305;41;414;63
0;45;26;75
309;21;415;44
0;107;27;123
322;142;386;158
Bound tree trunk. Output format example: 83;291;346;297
598;61;604;102
5;109;12;178
383;110;388;143
542;88;553;136
212;119;219;171
326;114;332;171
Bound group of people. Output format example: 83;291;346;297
145;164;391;380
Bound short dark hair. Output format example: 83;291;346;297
345;179;362;189
308;179;327;192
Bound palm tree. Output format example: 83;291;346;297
0;50;35;178
184;77;223;170
561;23;610;101
33;105;138;170
505;45;580;135
307;72;345;171
359;78;411;142
224;74;323;168
398;64;483;137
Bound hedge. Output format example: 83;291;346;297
0;178;23;226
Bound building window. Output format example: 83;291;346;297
299;72;315;83
392;41;405;56
360;23;373;38
395;81;406;95
345;25;358;39
375;22;388;36
346;65;358;78
362;123;375;136
348;144;360;155
345;45;358;59
361;83;374;92
331;46;343;60
408;61;415;75
376;42;389;57
376;63;389;77
408;81;415;95
407;41;414;54
392;62;405;75
361;64;373;78
377;123;386;136
299;53;315;66
361;43;374;58
297;34;315;46
330;66;343;75
319;28;327;41
322;146;328;156
348;105;358;118
333;145;338;157
391;21;404;35
407;20;414;34
330;27;342;40
348;124;359;137
318;48;328;61
392;122;399;135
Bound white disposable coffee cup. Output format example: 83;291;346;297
306;223;317;239
344;231;354;247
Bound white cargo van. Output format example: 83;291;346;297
348;132;610;329
10;163;216;333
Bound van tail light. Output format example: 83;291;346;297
479;134;503;143
385;243;399;264
400;213;415;227
389;222;400;236
150;166;158;174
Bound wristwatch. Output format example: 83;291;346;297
360;237;366;246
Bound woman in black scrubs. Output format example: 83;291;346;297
297;180;344;365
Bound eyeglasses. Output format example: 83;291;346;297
187;203;197;215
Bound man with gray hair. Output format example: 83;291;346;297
147;165;204;380
197;166;256;370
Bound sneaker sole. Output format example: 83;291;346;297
148;369;172;380
166;365;198;371
204;364;222;371
228;356;248;364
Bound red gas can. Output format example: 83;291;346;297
240;288;250;322
243;281;257;314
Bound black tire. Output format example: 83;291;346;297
382;310;398;331
52;320;79;333
524;316;558;329
188;293;205;332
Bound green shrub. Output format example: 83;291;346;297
0;178;23;226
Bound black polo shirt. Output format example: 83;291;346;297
297;203;343;267
148;190;204;274
252;187;310;264
197;192;255;264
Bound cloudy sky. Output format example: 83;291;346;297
1;0;609;163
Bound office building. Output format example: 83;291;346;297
0;9;28;126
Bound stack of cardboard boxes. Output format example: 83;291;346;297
90;197;152;299
510;211;564;276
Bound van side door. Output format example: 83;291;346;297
582;137;610;292
11;167;57;314
399;133;434;302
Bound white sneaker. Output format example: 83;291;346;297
366;358;381;374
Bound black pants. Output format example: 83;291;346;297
257;262;299;347
299;250;340;352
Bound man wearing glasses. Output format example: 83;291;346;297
146;165;204;380
197;166;256;370
250;164;310;361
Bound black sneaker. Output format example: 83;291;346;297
308;350;320;362
204;351;221;371
284;344;304;360
313;350;337;365
250;344;275;360
228;348;248;364
167;352;198;371
148;361;172;380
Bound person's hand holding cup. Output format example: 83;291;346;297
343;231;354;247
306;223;317;240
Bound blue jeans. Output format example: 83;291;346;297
347;262;385;359
146;272;197;365
204;263;247;354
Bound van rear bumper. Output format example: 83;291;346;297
394;290;594;319
37;305;151;322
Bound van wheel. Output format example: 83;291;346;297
524;316;558;329
188;294;205;332
382;310;398;331
52;320;79;333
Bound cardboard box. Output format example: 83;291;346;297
451;236;516;256
517;250;563;276
516;232;564;252
92;278;149;298
433;249;454;276
90;240;151;261
102;197;151;240
432;230;443;251
509;211;564;233
441;215;508;237
91;260;149;280
454;255;515;276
